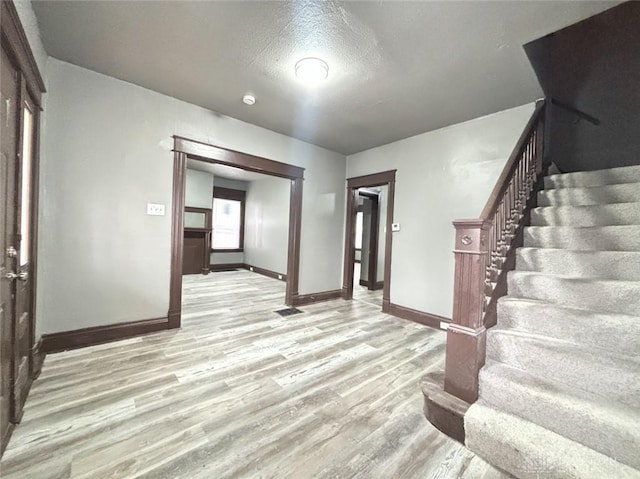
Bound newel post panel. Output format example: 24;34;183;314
444;219;490;404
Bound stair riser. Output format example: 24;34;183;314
545;166;640;189
498;300;640;357
524;226;640;251
516;249;640;281
479;366;640;470
508;272;640;316
538;183;640;206
486;332;640;409
531;204;640;227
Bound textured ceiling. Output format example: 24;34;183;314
32;1;620;155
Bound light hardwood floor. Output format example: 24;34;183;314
1;270;505;478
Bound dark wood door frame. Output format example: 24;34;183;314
169;136;305;328
358;191;380;290
1;0;46;457
342;170;396;311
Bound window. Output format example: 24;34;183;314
355;211;363;250
212;187;245;251
20;102;34;266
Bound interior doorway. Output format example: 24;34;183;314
169;137;304;329
1;5;45;455
342;171;396;312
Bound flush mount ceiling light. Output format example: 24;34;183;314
295;57;329;85
242;94;256;105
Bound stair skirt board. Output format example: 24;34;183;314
466;165;640;477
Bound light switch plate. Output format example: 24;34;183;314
391;223;401;232
147;203;165;216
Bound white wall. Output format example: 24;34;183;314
185;168;213;209
347;103;535;318
244;176;290;275
38;58;346;334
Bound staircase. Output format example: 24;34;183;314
464;164;640;478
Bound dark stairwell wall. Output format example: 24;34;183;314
525;1;640;173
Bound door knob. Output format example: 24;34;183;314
17;271;28;281
4;272;17;281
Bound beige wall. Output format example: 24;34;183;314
347;103;536;318
37;58;346;334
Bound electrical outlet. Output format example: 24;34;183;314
147;203;165;216
440;321;449;330
278;274;283;280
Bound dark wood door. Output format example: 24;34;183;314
12;87;37;422
1;46;20;453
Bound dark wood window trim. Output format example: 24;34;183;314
170;137;305;328
211;187;246;252
342;170;397;312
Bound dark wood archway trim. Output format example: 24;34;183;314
342;170;396;312
174;136;304;180
169;137;305;328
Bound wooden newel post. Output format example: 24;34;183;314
444;219;490;404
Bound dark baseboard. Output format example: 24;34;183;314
210;263;246;271
168;310;181;329
32;338;45;379
245;264;286;282
41;316;170;354
292;289;343;306
387;303;450;330
421;371;470;444
1;423;14;457
210;263;287;282
358;279;384;291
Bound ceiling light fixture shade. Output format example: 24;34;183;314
242;94;256;105
295;57;329;85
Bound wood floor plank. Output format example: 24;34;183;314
0;269;504;478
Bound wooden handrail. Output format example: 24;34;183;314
480;99;546;220
443;100;547;404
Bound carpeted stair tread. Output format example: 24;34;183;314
508;270;640;316
531;202;640;227
497;297;640;356
469;165;640;476
486;328;640;409
524;225;640;251
479;360;640;470
538;182;640;206
516;247;640;280
544;164;640;189
465;402;640;479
